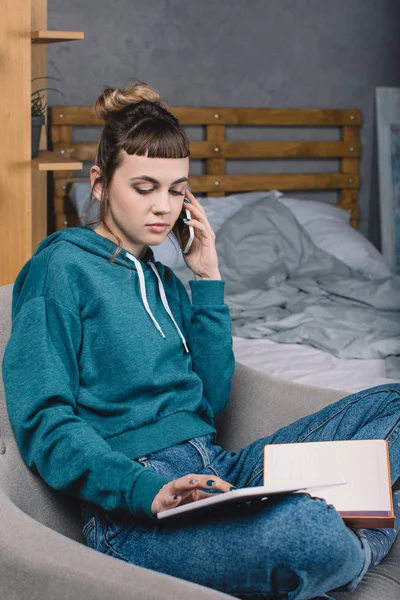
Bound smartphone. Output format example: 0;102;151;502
174;186;195;254
181;207;195;254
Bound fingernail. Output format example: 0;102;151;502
174;494;181;500
183;198;190;204
189;479;198;484
206;479;215;487
183;218;190;222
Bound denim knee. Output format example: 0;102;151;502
255;494;366;599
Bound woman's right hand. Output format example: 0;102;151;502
151;473;235;516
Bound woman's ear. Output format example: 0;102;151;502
90;165;103;202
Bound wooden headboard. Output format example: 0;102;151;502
50;106;362;231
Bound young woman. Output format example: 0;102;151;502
3;80;400;600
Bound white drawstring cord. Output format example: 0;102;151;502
149;262;190;354
125;253;166;338
125;252;189;353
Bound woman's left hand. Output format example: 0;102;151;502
181;187;221;280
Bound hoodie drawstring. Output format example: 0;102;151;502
148;262;190;354
125;252;189;354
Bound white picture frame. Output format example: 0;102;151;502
376;87;400;274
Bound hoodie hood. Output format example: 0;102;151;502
29;226;189;353
33;225;155;266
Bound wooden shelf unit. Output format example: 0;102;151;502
0;0;84;285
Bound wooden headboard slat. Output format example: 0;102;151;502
51;106;362;127
53;173;359;193
52;140;361;162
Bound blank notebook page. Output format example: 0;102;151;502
263;440;392;513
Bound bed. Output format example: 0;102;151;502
49;105;399;393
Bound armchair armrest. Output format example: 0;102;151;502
215;361;346;450
0;491;232;600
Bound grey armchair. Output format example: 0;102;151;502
0;282;398;599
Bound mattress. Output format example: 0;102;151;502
232;336;395;394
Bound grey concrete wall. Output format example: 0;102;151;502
48;0;400;247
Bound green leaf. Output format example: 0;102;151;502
31;76;62;83
31;87;65;96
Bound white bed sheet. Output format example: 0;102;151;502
232;336;396;394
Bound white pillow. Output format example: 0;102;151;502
69;183;277;269
151;190;277;268
69;181;97;225
278;194;392;279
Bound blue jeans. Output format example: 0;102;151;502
80;384;400;599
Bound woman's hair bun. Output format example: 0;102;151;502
94;80;168;121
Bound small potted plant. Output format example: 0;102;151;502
31;76;65;158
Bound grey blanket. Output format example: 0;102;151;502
211;196;400;379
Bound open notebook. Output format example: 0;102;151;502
157;439;394;528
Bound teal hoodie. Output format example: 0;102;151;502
2;226;235;520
